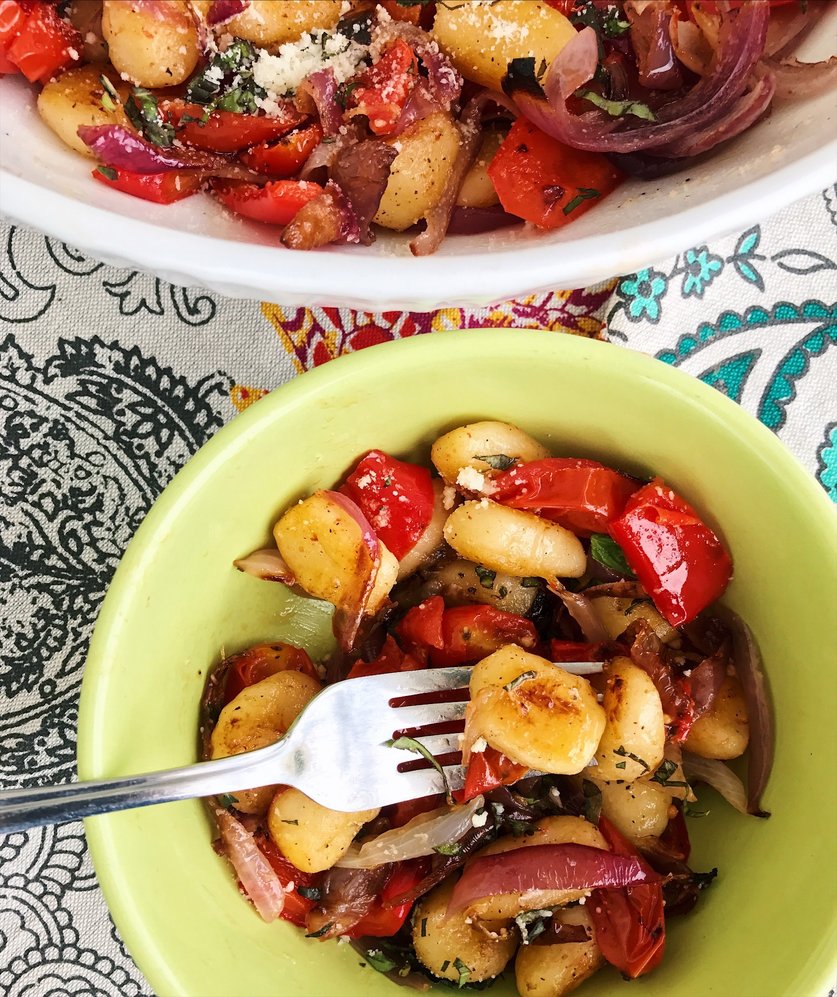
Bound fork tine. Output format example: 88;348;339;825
392;763;467;800
354;665;472;698
387;700;467;731
401;732;463;757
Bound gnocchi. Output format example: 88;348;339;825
684;676;749;759
514;906;603;997
595;779;673;842
102;0;199;88
37;67;129;157
431;421;550;485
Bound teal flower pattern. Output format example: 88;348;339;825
616;268;668;323
682;246;723;298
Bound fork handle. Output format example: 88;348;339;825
0;742;292;835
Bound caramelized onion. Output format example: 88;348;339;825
214;809;286;922
233;548;295;584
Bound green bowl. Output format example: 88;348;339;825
78;330;837;997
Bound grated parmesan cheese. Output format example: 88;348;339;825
471;809;489;828
456;466;488;493
470;737;488;754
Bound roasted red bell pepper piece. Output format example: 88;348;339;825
342;449;435;560
549;639;628;662
608;479;732;627
397;596;445;652
4;0;81;82
589;816;666;979
492;457;638;536
488;118;622;229
164;100;306;152
241;123;323;177
212;179;323;225
92;166;203;204
347;38;418;136
223;641;319;704
346;860;427;936
456;746;528;804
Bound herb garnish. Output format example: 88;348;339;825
95;166;118;182
281;818;300;825
683;801;710;818
297;885;321;901
305;922;333;938
124;88;175;148
614;745;650;772
581;778;602;824
453;957;471;988
365;949;398;972
440;960;451;973
476;453;516;471
521;576;542;588
514;908;553;944
99;74;119;112
505;670;537;693
577;90;657;122
651;758;690;789
563;187;600;215
434;842;462;856
216;793;239;809
386;735;452;804
475;566;496;589
420;917;428;937
589;534;636;577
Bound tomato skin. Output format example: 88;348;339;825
224;641;319;704
212;179;322;225
348;38;418;136
346;635;424;679
589;816;666;979
431;605;539;667
342;450;435;560
255;834;320;927
397;596;445;652
0;0;26;68
5;0;81;83
92;167;203;205
493;457;638;536
488;118;623;229
241;123;323;177
549;639;628;662
608;479;732;627
456;746;528;803
164;101;306;152
346;860;427;937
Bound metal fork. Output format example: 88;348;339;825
0;666;477;835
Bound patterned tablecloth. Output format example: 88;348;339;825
0;185;835;997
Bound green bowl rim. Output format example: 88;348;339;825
77;329;837;996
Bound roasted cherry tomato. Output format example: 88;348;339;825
241;123;323;177
347;38;418;136
342;449;435;560
488;118;623;229
212;179;323;225
346;860;427;937
346;635;424;679
589;816;666;979
431;605;539;667
224;641;319;704
92;166;203;205
256;833;321;928
549;639;628;662
492;457;638;535
608;479;732;626
397;596;445;652
164;100;306;152
456;745;528;803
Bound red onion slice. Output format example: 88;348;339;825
447;843;660;917
761;54;837;101
206;0;248;26
331;140;398;245
373;21;463;109
681;752;748;816
215;808;286;922
553;25;599;98
233;548;295;585
548;580;610;643
296;68;342;137
446;205;522;236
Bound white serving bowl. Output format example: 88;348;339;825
1;10;834;310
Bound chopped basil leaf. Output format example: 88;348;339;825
614;744;650;772
625;597;645;614
683;801;710;818
475;566;496;589
521;576;542;588
297;885;321;901
305;922;333;938
577;89;657;122
505;670;537;693
96;166;118;182
453;957;471;988
440;960;451;973
281;819;300;825
582;779;602;824
508;818;530;836
336;8;374;46
475;453;516;471
615;760;627;770
514;908;553;945
497;585;509;599
336;79;363;109
383;475;393;488
589;534;636;578
502;56;546;100
562;187;600;216
651;758;690;789
99;74;119;113
216;792;239;810
421;917;428;937
433;842;462;856
365;949;398;973
124;87;175;148
386;735;452;804
601;11;630;37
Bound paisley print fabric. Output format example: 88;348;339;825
0;187;834;995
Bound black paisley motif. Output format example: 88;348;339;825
0;228;57;324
